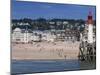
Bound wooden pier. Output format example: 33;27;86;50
78;41;96;62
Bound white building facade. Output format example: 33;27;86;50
12;27;33;43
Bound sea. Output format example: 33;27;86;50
11;60;96;75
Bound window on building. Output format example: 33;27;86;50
16;39;20;41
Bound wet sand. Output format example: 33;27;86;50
12;41;80;60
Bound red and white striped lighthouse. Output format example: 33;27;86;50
87;11;93;43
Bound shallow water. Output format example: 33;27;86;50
11;60;96;74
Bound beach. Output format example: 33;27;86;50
12;41;80;60
11;41;96;74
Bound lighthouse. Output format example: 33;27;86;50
87;11;94;44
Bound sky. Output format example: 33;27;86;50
12;0;96;20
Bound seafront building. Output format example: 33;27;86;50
12;27;33;43
12;28;80;44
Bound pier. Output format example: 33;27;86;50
78;42;96;62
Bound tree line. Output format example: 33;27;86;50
12;18;96;32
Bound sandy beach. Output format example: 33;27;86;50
12;41;80;60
